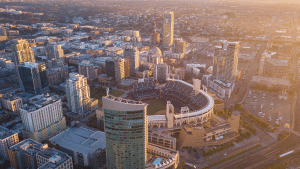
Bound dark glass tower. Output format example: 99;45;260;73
19;61;49;95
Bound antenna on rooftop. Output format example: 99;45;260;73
106;87;109;96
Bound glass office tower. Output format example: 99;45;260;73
18;61;49;95
102;95;148;169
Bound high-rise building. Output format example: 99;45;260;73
213;41;240;82
78;60;98;81
46;44;64;61
103;95;148;169
163;11;174;47
47;65;69;86
106;60;115;77
0;26;8;41
66;73;92;116
18;61;49;95
0;126;19;159
150;20;160;46
153;63;170;83
173;39;187;53
8;139;73;169
114;57;129;84
124;47;139;77
12;40;35;64
20;94;66;142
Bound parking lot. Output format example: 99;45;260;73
242;90;291;128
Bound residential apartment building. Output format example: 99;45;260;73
8;139;72;169
66;73;97;117
213;41;240;82
46;65;69;86
153;63;170;83
20;94;66;142
46;44;64;61
78;60;98;81
173;39;187;53
114;57;129;84
1;94;23;114
124;47;139;77
163;11;174;47
0;126;19;159
12;40;35;64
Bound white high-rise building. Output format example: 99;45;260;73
163;11;174;47
20;94;66;142
66;73;91;116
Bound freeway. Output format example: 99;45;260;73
216;15;300;169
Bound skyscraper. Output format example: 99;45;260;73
150;18;160;46
153;63;170;83
12;40;35;64
78;60;97;81
114;57;129;84
0;26;7;41
18;61;49;95
213;41;239;82
65;73;91;116
20;94;66;142
46;44;64;61
124;47;139;77
173;38;187;53
102;95;148;169
163;11;174;47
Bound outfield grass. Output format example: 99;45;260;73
143;99;166;115
90;87;124;107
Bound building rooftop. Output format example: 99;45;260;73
1;94;21;101
104;95;144;105
9;139;45;155
20;94;60;112
37;147;71;169
0;125;18;140
267;58;289;67
50;127;105;155
119;79;137;86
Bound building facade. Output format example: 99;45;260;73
46;44;64;61
46;65;69;86
0;126;19;159
66;73;94;117
20;94;66;142
163;11;174;47
114;57;129;84
18;62;49;95
8;139;72;169
173;39;187;53
153;63;170;83
265;59;289;78
103;95;148;169
124;47;139;77
78;60;97;81
213;41;240;83
1;94;23;114
12;40;35;64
